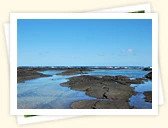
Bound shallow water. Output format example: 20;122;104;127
129;81;152;109
17;70;95;109
17;69;152;109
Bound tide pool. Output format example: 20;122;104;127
17;69;152;109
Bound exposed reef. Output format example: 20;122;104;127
57;67;92;76
61;75;145;109
71;99;131;109
143;91;152;103
17;68;51;83
145;71;152;80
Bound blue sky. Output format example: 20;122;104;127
17;19;152;66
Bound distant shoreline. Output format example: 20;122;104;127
17;66;152;71
17;66;152;83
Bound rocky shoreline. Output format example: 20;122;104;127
61;75;147;109
17;67;92;83
17;68;51;83
57;67;92;76
17;67;152;109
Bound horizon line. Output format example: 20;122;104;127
17;65;152;67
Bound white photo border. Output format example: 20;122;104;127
91;3;151;13
10;13;158;115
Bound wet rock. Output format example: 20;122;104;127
57;68;92;76
17;68;51;83
143;67;152;71
61;75;144;102
143;91;152;103
71;99;131;109
71;100;98;109
145;72;152;80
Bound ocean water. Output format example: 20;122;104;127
88;69;149;78
17;69;152;109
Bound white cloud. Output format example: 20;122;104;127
127;48;133;53
121;48;135;56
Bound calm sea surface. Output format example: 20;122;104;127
17;69;152;109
